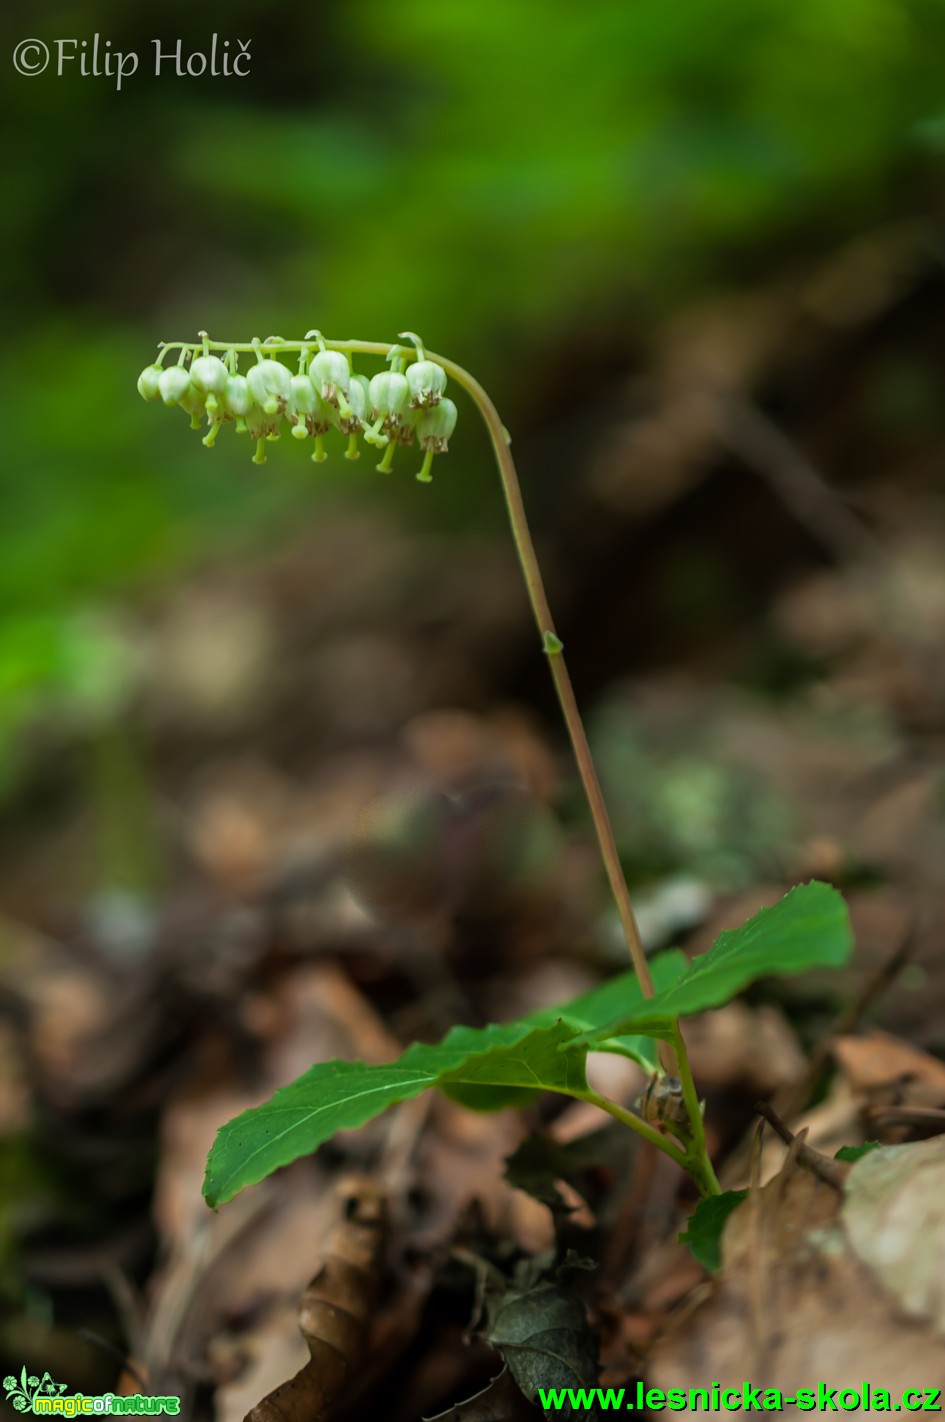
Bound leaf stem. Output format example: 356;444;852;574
671;1021;722;1196
672;1021;706;1158
579;1087;690;1169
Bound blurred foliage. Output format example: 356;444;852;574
590;697;793;887
3;0;945;785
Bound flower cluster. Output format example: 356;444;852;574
137;333;457;482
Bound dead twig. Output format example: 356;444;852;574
755;1103;848;1192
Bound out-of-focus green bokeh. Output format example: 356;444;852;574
2;0;945;788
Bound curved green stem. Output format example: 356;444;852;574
575;1084;719;1197
670;1021;722;1196
579;1087;690;1168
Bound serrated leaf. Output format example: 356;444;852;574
574;882;852;1045
204;953;693;1205
679;1189;748;1272
442;950;687;1107
529;949;688;1071
205;1017;588;1207
204;887;851;1207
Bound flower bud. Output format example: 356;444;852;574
223;374;252;420
309;350;350;408
289;373;318;412
158;365;193;407
246;358;293;416
189;355;229;395
406;360;447;409
137;364;162;401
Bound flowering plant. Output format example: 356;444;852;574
138;330;852;1211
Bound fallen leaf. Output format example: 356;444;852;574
425;1366;539;1421
245;1176;389;1422
843;1135;945;1337
484;1264;599;1412
651;1154;945;1398
833;1029;945;1105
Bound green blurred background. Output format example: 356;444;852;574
2;0;945;796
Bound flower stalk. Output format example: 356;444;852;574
140;332;717;1193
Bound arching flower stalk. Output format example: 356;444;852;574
137;329;716;1192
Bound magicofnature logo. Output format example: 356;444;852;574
4;1368;68;1412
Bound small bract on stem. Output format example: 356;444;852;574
137;330;716;1194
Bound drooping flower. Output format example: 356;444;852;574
310;350;351;410
414;397;457;482
189;355;229;397
158;365;192;407
365;370;409;448
246;358;293;417
136;364;163;401
406;359;447;409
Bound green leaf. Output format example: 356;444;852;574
835;1141;881;1163
205;1017;588;1207
204;953;691;1205
573;882;852;1045
449;950;689;1110
528;948;688;1071
204;886;852;1207
679;1189;748;1271
439;1082;543;1112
